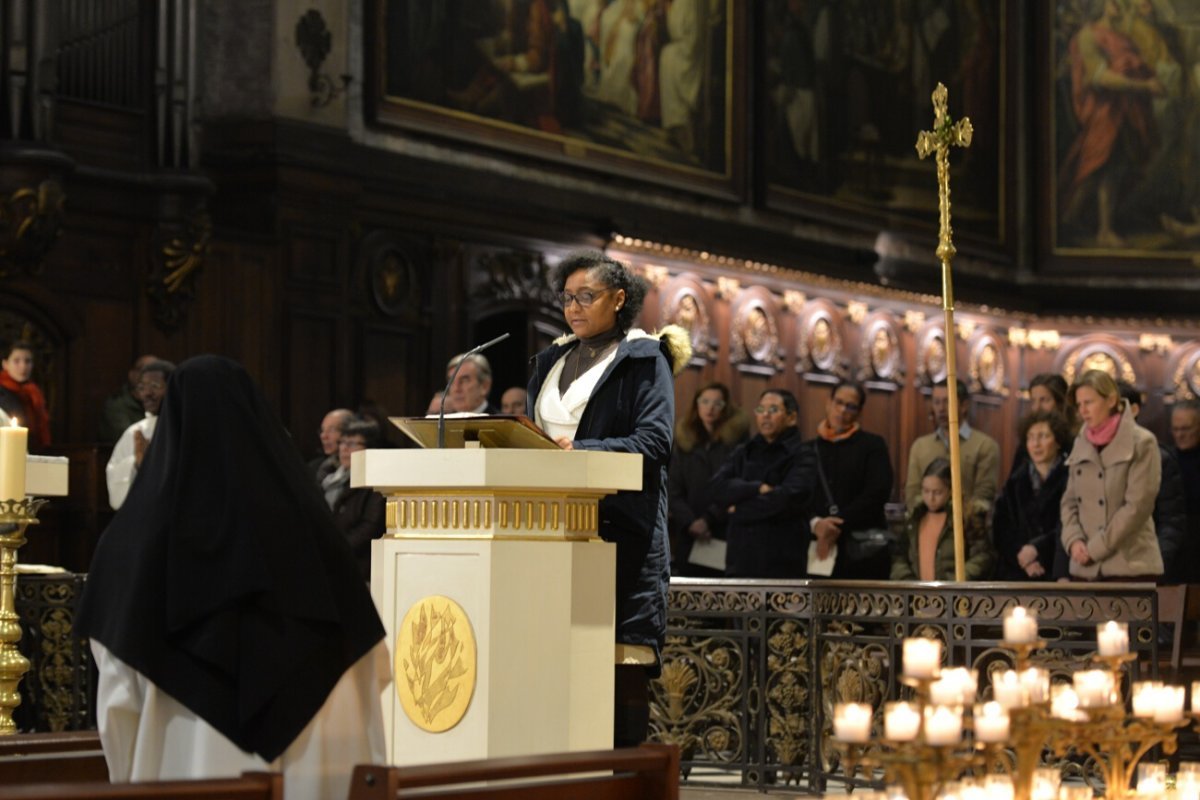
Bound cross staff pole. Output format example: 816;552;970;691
915;83;973;582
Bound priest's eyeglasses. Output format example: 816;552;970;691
559;288;611;308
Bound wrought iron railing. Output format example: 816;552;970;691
649;579;1160;793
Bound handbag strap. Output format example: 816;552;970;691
812;442;838;516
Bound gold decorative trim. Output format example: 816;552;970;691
381;491;604;539
395;595;476;733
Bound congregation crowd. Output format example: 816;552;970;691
2;249;1197;794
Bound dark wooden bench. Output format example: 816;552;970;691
0;771;283;799
0;731;108;783
347;744;679;800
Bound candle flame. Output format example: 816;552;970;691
7;417;17;427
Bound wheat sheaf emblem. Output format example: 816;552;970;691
402;601;470;725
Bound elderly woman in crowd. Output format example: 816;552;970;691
1061;369;1163;581
77;356;387;800
527;250;689;747
993;411;1072;581
668;381;748;576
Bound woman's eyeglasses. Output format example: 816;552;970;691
697;398;726;409
559;288;610;308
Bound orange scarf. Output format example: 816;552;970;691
817;420;859;443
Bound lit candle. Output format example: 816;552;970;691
1032;768;1062;800
923;705;963;746
1051;684;1082;721
973;701;1010;743
1019;667;1050;704
984;776;1015;800
884;701;921;742
1003;606;1038;644
1132;681;1162;718
1073;670;1114;708
833;702;872;743
1097;621;1129;657
1153;685;1184;723
993;670;1025;710
1193;681;1200;714
1177;762;1200;800
1137;763;1166;796
903;637;942;679
929;667;977;706
0;417;27;502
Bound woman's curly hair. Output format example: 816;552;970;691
552;250;647;333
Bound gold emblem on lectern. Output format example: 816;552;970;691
395;595;477;732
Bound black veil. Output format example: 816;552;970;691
78;355;384;760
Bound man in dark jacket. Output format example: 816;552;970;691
1117;382;1187;581
805;380;894;579
1170;400;1200;582
711;388;815;578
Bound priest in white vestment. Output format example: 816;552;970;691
79;355;389;800
105;359;174;509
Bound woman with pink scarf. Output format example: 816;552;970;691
1060;369;1162;581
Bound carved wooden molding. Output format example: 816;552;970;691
0;181;66;279
148;209;212;332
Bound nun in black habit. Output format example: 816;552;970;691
77;355;389;800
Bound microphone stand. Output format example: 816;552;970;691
438;333;511;448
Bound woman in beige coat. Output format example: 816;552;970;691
1061;370;1163;580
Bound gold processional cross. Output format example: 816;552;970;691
915;83;973;582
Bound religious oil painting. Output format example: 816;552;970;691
1050;0;1200;267
761;0;1010;250
370;0;743;196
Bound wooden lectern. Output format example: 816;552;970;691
352;418;641;766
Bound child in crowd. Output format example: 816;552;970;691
0;340;50;447
891;458;995;581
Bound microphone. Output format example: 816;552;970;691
438;333;511;448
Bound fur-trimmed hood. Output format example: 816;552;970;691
675;405;750;453
551;325;692;376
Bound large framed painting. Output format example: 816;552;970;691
367;0;745;198
1041;0;1200;273
760;0;1016;258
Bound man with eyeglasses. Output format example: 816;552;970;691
711;388;816;578
803;380;894;579
904;377;1000;513
106;359;176;509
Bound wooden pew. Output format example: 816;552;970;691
0;731;108;783
347;744;680;800
0;771;283;799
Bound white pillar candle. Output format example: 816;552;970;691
1019;667;1050;704
1132;681;1162;718
923;705;963;746
1153;685;1184;723
833;702;873;743
0;417;27;502
993;670;1025;709
1137;763;1167;795
973;701;1010;743
1003;607;1038;644
1051;684;1082;721
1193;681;1200;714
1073;670;1114;708
903;637;942;679
1097;621;1129;656
1176;762;1200;800
884;701;921;742
984;776;1014;800
1032;768;1062;800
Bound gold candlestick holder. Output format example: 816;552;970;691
1004;639;1046;671
1062;653;1183;800
0;497;46;735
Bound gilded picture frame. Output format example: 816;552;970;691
760;0;1015;257
1042;0;1200;272
367;0;745;198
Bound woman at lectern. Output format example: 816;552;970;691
527;250;691;747
77;355;388;800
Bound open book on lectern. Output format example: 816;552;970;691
390;414;560;449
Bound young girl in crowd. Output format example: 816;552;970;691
892;458;995;581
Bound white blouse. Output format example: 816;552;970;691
535;345;618;442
